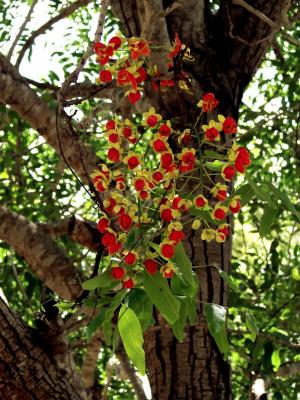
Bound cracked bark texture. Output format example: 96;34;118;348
0;297;87;400
0;206;82;300
110;1;290;399
0;54;100;181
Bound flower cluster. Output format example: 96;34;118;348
91;36;251;289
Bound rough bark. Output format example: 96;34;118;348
39;215;102;252
0;206;82;300
0;54;100;181
0;297;87;400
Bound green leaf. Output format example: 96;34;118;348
259;206;278;237
143;271;180;325
204;160;226;172
203;150;223;158
205;303;229;358
125;226;140;248
82;270;113;290
246;175;276;206
127;289;154;330
216;268;238;292
266;183;300;221
291;267;300;281
171;242;197;293
86;308;106;341
234;183;255;206
186;296;197;324
271;349;281;370
171;300;187;342
56;301;73;311
246;312;258;342
118;305;145;375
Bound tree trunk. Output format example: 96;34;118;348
110;0;290;398
0;297;87;400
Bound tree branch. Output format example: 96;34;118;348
15;0;94;69
39;215;102;252
232;0;278;29
0;297;88;399
7;0;38;61
0;54;100;182
59;0;110;97
0;206;82;300
81;331;103;388
116;345;147;400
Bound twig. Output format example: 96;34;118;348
59;0;109;99
7;0;38;62
15;0;94;69
232;0;278;29
280;29;300;47
81;330;103;388
115;345;147;400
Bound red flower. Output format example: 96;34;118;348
217;225;229;238
128;38;150;60
97;217;109;233
108;36;122;50
222;117;237;134
147;115;158;128
112;266;125;280
194;195;207;208
128;91;141;104
161;243;175;259
136;67;147;84
108;147;121;162
181;151;196;165
216;190;227;201
229;199;241;214
99;69;112;83
95;180;106;192
124;252;137;265
108;133;119;143
127;155;139;169
160;79;175;88
201;93;219;112
123;278;135;289
94;43;114;65
117;69;137;89
152;170;163;183
161;208;173;222
102;232;117;247
205;127;219;142
153;139;167;152
108;241;122;255
222;165;236;181
169;229;185;244
213;208;226;220
144;259;158;275
235;147;251;173
159;124;171;137
161;152;173;169
118;214;133;231
106;120;115;130
134;178;146;191
104;197;116;213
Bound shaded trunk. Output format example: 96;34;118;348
0;297;87;400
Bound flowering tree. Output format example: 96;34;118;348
0;1;299;399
